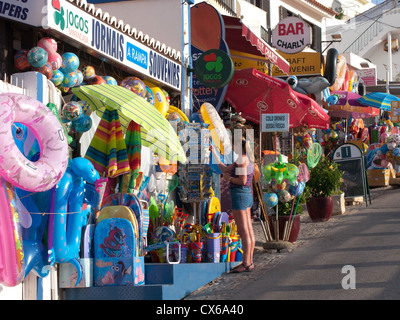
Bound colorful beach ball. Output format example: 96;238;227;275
72;113;92;133
51;69;64;86
47;52;62;71
62;71;79;88
87;76;106;85
14;50;31;72
120;76;146;98
82;65;96;80
38;37;57;55
60;52;79;74
62;101;82;120
145;86;155;105
278;190;292;203
33;63;53;79
103;76;118;85
78;100;91;115
289;181;305;196
263;192;278;208
152;226;176;243
27;47;48;68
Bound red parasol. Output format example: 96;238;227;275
225;68;329;128
293;91;330;129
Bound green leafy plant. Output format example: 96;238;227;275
277;192;307;216
306;155;343;198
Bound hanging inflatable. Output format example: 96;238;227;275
167;105;189;123
50;158;100;286
143;81;169;116
330;55;347;92
200;102;231;155
0;177;25;287
0;93;69;192
348;70;359;93
324;48;339;86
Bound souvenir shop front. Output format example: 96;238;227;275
0;0;227;301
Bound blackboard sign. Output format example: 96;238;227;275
333;143;368;200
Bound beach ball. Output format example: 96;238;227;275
82;65;96;80
393;147;400;158
75;69;83;86
72;113;92;132
47;52;62;70
78;100;91;115
60;52;79;74
120;76;146;98
380;143;389;155
145;86;155;105
51;69;64;86
162;89;170;106
38;37;57;54
87;75;106;85
27;47;48;68
62;71;79;88
103;76;118;85
62;101;82;121
34;63;53;79
271;180;286;192
263;192;278;208
14;50;31;71
152;226;176;243
278;190;292;203
289;181;305;196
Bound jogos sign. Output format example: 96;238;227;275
45;0;181;91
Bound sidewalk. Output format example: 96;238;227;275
184;186;395;300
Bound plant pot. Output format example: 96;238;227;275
332;193;346;216
306;196;333;222
268;215;300;243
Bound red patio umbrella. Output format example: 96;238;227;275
225;68;329;128
293;92;330;129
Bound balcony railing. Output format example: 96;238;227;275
209;0;237;17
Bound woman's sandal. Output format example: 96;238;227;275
230;263;253;273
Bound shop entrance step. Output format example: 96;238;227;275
63;262;238;300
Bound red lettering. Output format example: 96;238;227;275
296;23;304;35
278;24;286;36
287;24;295;35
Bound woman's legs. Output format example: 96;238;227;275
232;208;255;268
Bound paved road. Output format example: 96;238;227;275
184;187;400;300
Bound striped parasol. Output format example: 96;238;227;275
72;85;187;163
85;106;130;178
357;92;400;112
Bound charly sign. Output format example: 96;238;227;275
272;17;312;54
45;0;181;90
194;49;234;88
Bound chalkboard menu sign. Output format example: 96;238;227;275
333;143;369;201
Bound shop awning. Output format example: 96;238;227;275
222;16;290;76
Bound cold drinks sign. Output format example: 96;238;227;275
272;17;312;54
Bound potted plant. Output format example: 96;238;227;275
305;155;344;222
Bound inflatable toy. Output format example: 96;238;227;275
348;70;358;93
358;81;366;96
200;102;231;155
0;93;69;192
330;54;347;92
0;177;25;287
263;192;278;208
286;75;298;89
60;52;79;74
76;69;83;86
324;48;339;86
62;101;82;120
147;85;169;116
47;52;62;71
27;47;48;68
296;76;330;95
37;37;57;54
62;71;79;88
121;77;146;98
278;189;291;203
168;105;189;123
162;89;171;106
72;113;92;132
341;66;349;91
103;76;118;85
145;86;155;105
51;69;64;86
263;155;299;185
152;226;176;243
33;63;52;79
87;75;107;85
82;65;96;80
50;157;100;286
14;50;31;72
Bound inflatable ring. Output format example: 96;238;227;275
0;93;69;192
168;105;189;123
324;48;339;86
200;102;231;155
143;81;169;117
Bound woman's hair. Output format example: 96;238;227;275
241;136;255;163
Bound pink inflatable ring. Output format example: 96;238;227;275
0;93;69;192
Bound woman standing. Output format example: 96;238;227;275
210;136;255;273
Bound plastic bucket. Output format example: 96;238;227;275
172;243;188;263
205;233;221;263
220;236;229;262
229;238;239;262
235;240;243;262
189;242;204;263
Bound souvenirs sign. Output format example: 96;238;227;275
272;17;312;54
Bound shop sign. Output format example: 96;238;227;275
230;50;268;73
194;49;234;88
272;17;312;54
0;0;45;26
45;0;181;90
358;67;377;86
272;51;322;77
261;113;289;132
